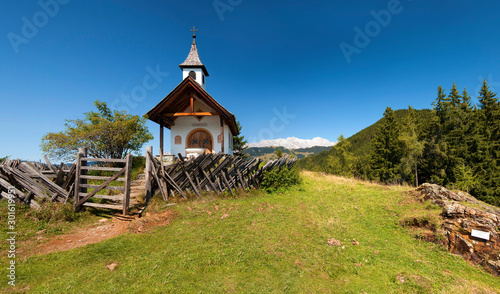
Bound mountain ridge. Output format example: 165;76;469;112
247;136;337;150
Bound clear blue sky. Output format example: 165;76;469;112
1;0;500;161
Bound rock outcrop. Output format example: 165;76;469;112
414;183;500;276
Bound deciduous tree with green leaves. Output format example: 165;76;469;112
41;100;153;161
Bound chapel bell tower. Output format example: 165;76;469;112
179;26;209;89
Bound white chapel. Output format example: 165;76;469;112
146;28;239;157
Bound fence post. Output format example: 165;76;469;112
74;152;82;211
78;147;87;194
73;147;87;211
74;147;87;211
144;146;152;205
123;154;133;215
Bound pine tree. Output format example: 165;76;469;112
328;134;353;176
275;148;283;159
474;80;500;204
461;87;472;111
449;82;461;107
443;83;468;183
433;86;451;123
478;79;499;113
460;87;480;167
477;80;500;151
420;88;450;185
399;106;424;186
232;120;248;157
454;161;478;194
370;107;402;183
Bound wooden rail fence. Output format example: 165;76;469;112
0;147;296;217
0;158;74;208
140;149;296;215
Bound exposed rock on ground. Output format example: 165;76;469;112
327;238;342;246
414;183;500;276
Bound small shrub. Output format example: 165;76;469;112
131;156;146;180
132;156;146;170
28;201;81;222
260;166;301;193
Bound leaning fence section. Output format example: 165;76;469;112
141;150;296;215
0;148;295;217
0;150;133;215
0;158;74;208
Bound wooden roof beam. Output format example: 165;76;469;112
164;112;220;117
160;116;175;126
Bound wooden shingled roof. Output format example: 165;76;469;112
179;36;209;76
146;76;239;135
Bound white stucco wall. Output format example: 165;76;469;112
168;101;234;156
182;68;205;89
224;124;233;155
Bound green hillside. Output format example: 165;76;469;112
297;109;433;173
3;172;499;292
298;81;500;206
245;146;332;160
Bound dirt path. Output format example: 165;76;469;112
22;210;176;257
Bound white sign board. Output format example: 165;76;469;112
471;229;490;241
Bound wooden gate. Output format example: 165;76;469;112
74;152;133;215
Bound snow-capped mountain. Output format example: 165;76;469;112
247;137;337;150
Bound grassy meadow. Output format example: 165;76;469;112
1;171;499;293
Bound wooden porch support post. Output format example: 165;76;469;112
220;117;224;153
159;119;164;156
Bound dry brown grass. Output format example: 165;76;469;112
301;170;407;188
439;278;500;294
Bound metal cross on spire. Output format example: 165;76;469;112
190;26;198;38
